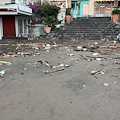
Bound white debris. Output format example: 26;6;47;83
83;85;87;88
65;64;69;67
83;48;87;51
96;58;102;61
113;41;117;44
77;46;82;49
24;68;29;70
114;81;117;84
67;54;75;56
94;42;98;45
0;70;6;76
59;64;64;67
103;83;109;86
93;53;99;56
91;45;94;48
91;70;98;75
33;47;39;50
45;44;51;50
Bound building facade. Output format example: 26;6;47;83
0;0;32;39
50;0;119;18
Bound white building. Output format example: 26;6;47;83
0;0;32;39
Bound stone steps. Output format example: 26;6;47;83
51;17;120;40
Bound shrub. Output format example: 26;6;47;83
29;1;60;27
112;9;120;15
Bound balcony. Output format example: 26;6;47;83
0;0;32;16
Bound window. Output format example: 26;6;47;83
23;0;27;4
18;18;30;35
18;19;23;34
107;3;111;9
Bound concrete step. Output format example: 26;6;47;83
51;17;120;40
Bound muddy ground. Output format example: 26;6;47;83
0;39;120;120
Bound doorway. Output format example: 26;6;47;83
72;1;89;17
2;16;16;37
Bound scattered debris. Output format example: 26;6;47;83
45;44;51;51
43;64;69;74
100;63;108;66
0;70;6;77
0;61;11;65
96;58;102;61
117;34;120;42
91;70;106;75
111;75;120;78
67;54;75;56
34;60;51;67
74;48;81;51
93;53;99;56
23;68;29;70
114;81;117;84
83;85;87;88
103;83;109;86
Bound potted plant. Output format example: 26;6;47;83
112;9;120;23
43;16;56;33
66;8;71;23
29;1;60;33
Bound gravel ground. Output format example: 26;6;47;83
0;39;120;120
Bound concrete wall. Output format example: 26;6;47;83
83;4;89;15
82;0;95;16
0;0;11;2
88;0;94;16
50;0;95;16
83;0;94;16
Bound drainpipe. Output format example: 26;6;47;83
66;0;68;8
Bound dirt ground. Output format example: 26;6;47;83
0;39;120;120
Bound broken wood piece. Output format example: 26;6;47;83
91;70;106;75
0;61;11;65
82;57;92;61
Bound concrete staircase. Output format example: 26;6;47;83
52;17;120;40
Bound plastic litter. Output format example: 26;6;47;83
93;53;99;56
114;81;117;84
96;58;102;61
0;70;6;76
45;44;51;51
74;48;81;51
117;34;120;42
94;42;98;45
107;38;111;41
83;85;87;88
101;38;105;41
103;83;109;86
